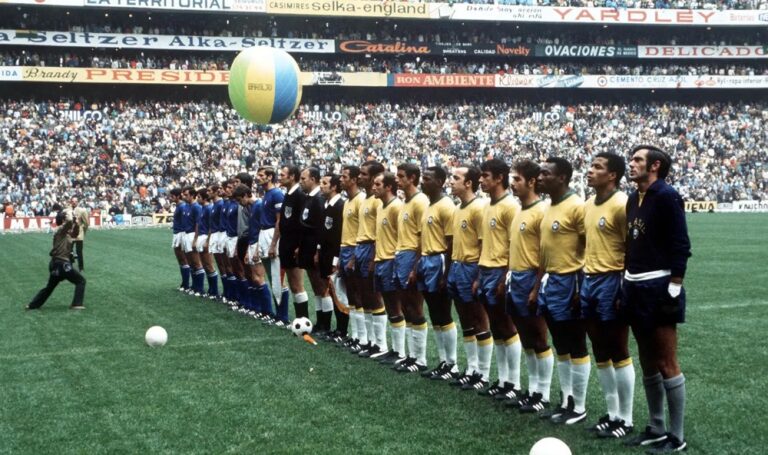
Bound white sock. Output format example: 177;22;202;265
477;336;493;379
321;296;334;312
392;322;406;356
506;336;522;388
597;362;619;420
406;326;414;357
349;309;358;340
615;359;636;426
372;313;388;350
314;296;323;314
571;357;591;414
537;350;554;402
432;326;446;362
364;312;373;344
464;336;479;374
495;341;509;385
412;324;428;366
525;349;538;393
557;355;573;401
443;323;458;365
356;310;368;345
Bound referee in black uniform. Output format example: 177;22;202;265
622;145;691;453
317;173;347;341
26;209;87;310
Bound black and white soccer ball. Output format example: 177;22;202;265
291;317;313;337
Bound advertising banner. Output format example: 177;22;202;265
638;46;767;59
494;74;768;89
20;67;231;84
0;0;81;5
337;40;512;57
534;44;638;58
731;200;768;212
2;216;101;232
0;66;23;81
82;0;266;12
153;213;174;225
390;73;496;88
684;201;717;212
0;30;334;53
265;0;434;19
303;71;387;87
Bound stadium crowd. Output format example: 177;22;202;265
2;51;767;77
1;99;765;218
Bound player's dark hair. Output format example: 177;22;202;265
381;172;397;194
342;165;360;179
209;184;220;194
182;186;197;197
513;159;541;183
236;172;253;188
232;184;251;200
397;162;421;186
361;160;385;178
595;152;626;183
545;157;574;184
631;145;671;180
304;167;321;183
460;164;481;192
170;188;182;197
326;173;342;193
197;188;209;201
480;158;510;189
55;211;66;226
258;166;276;183
220;180;231;189
283;165;301;182
426;166;447;185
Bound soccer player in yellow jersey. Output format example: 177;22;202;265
506;160;555;415
371;172;405;363
393;163;431;373
351;160;384;354
446;165;493;391
537;157;588;426
339;165;365;348
583;153;636;439
473;158;523;398
417;167;459;380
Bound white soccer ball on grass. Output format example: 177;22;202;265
290;317;313;337
529;437;571;455
145;326;168;347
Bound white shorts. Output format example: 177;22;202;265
246;243;261;265
195;234;209;253
258;228;277;259
225;236;238;259
182;232;195;253
172;232;183;248
209;232;224;254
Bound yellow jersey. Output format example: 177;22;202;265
479;194;520;268
451;197;486;263
584;191;627;274
341;191;365;247
540;192;585;274
375;197;403;261
396;191;429;252
508;199;548;272
421;196;456;255
356;194;382;243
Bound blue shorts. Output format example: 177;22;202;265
339;246;355;277
621;276;686;330
477;267;506;306
537;272;583;322
417;253;446;293
394;250;419;290
354;243;375;279
447;262;479;304
581;272;622;322
374;260;397;293
507;270;538;318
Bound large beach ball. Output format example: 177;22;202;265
228;47;302;125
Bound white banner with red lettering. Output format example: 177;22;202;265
1;216;101;232
638;46;767;59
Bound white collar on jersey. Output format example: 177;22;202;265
308;186;321;197
288;183;300;195
326;194;342;208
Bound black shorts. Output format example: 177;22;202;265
621;276;686;330
318;248;335;278
298;237;319;270
278;233;301;269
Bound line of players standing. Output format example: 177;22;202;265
168;146;690;454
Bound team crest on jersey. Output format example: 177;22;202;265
632;227;639;239
598;217;607;230
552;221;560;232
364;207;370;215
346;208;353;217
490;218;497;229
382;218;389;226
302;208;309;220
461;220;468;230
519;222;527;232
427;216;434;225
284;206;293;218
403;212;409;222
325;216;333;230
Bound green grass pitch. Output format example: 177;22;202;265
1;214;766;454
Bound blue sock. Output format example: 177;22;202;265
249;285;261;312
277;287;290;323
228;276;238;302
193;268;205;294
239;279;250;308
221;273;229;299
207;272;219;297
260;284;274;316
180;265;191;289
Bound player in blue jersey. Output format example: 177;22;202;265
182;186;206;296
195;188;219;299
208;184;225;300
257;166;287;326
170;187;191;291
221;180;243;306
